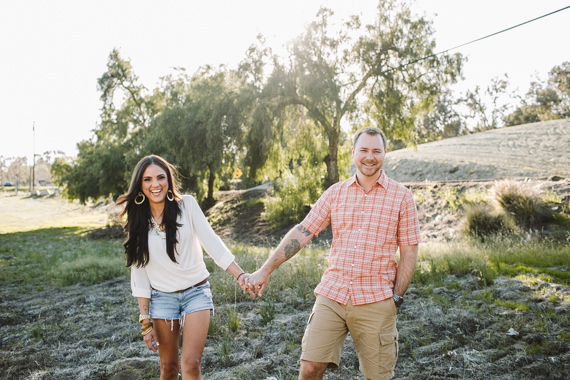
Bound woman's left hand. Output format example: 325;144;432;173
143;328;159;353
238;273;256;297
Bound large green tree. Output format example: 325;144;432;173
149;66;243;208
254;0;462;188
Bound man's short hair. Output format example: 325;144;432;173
353;127;387;150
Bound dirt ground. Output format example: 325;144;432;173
2;176;569;379
2;120;570;379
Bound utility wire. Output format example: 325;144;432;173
402;4;570;68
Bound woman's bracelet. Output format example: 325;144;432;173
141;326;153;336
237;272;245;282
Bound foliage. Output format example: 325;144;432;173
414;91;467;144
463;204;516;239
414;240;498;286
461;75;513;132
458;188;489;205
148;65;244;206
258;299;276;324
52;49;159;203
262;166;324;228
505;61;570;126
247;0;463;188
227;306;240;333
491;180;552;229
3;156;29;188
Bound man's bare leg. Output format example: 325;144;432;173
299;360;328;380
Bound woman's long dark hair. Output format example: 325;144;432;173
117;155;183;268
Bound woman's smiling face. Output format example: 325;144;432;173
141;164;169;206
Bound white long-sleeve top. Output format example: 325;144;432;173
130;195;235;298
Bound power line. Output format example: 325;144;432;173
402;5;570;68
438;5;570;55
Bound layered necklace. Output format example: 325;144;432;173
150;215;166;240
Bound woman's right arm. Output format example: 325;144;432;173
137;297;159;353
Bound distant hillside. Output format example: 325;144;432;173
382;119;570;182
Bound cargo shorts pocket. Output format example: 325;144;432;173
301;312;315;352
378;330;399;376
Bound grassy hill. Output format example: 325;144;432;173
382;119;570;183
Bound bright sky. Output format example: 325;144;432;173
1;0;569;162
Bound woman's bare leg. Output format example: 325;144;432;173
154;319;181;380
180;310;210;380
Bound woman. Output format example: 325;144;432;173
117;155;251;380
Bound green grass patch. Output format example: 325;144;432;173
486;238;570;285
494;299;529;311
0;227;126;288
414;240;497;286
459;188;489;205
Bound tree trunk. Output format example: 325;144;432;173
323;128;340;189
202;166;216;210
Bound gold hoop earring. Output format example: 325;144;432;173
134;192;146;205
167;190;174;202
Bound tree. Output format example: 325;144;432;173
149;65;243;208
505;62;570;126
6;157;29;193
414;91;467;144
257;0;462;188
461;75;513;132
56;49;161;203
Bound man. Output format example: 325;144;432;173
247;127;421;380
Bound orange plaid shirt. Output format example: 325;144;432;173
301;171;421;306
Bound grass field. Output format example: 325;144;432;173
1;192;569;379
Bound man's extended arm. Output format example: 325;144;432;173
247;224;314;296
393;245;418;296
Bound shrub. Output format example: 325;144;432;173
259;299;276;324
491;180;551;229
262;165;325;228
464;204;516;238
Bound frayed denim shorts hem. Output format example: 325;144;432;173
149;281;214;324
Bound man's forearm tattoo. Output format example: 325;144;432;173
296;225;312;236
284;239;301;260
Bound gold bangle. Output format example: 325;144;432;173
142;327;153;336
141;322;153;331
139;314;151;323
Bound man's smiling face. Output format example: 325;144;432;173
352;132;386;180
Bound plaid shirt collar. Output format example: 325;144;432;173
346;170;389;191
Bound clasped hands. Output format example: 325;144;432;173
237;269;269;297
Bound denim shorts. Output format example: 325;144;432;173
149;281;214;322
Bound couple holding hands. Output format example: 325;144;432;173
119;127;420;380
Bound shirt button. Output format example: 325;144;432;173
354;245;357;248
350;281;353;284
351;264;355;266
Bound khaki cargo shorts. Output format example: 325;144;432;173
300;295;398;380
